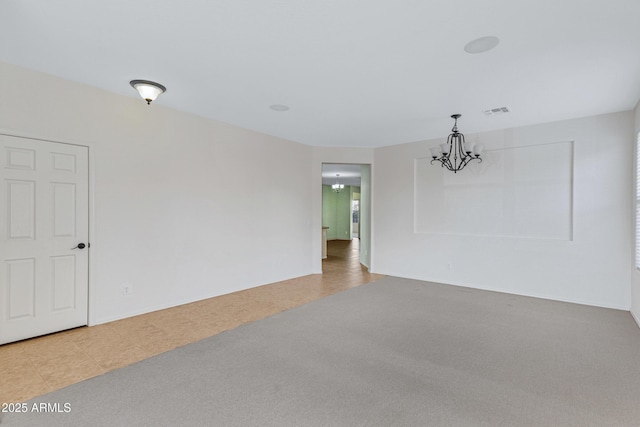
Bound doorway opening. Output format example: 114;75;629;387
321;163;371;270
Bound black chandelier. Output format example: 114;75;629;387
430;114;483;173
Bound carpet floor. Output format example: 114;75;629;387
3;277;640;426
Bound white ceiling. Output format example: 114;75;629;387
322;164;362;187
1;1;640;148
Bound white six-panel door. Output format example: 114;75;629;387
0;135;89;344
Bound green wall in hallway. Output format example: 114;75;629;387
322;185;358;240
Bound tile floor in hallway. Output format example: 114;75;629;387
0;239;383;404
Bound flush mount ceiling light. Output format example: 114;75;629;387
130;80;166;105
332;174;344;193
429;114;483;173
269;104;290;111
464;36;500;54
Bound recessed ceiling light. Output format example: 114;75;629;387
269;104;290;111
464;36;500;54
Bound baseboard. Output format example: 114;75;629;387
631;309;640;330
374;270;630;311
92;270;317;325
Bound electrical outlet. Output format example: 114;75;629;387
122;282;133;295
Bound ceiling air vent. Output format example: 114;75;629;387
483;107;510;116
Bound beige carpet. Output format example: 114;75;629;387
3;277;640;426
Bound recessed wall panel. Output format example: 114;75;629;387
7;180;35;239
51;255;76;311
51;153;76;173
415;141;573;240
6;258;36;320
5;148;35;170
51;183;76;238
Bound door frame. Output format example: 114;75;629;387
313;158;374;274
0;128;97;326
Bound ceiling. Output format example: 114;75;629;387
1;1;640;148
322;164;362;187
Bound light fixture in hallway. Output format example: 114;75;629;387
332;174;344;193
429;114;483;173
130;79;166;105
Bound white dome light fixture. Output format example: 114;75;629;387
130;79;166;105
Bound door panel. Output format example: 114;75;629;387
51;255;77;311
0;135;89;344
7;258;35;320
8;180;35;239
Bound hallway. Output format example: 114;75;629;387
0;240;383;403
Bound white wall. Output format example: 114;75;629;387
374;112;634;309
0;61;314;324
632;102;640;326
2;60;636;326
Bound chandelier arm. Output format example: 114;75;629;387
457;134;467;160
434;156;449;170
460;154;482;172
443;157;454;171
460;156;471;169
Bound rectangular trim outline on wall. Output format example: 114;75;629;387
414;140;575;240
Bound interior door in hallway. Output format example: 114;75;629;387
0;135;89;344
